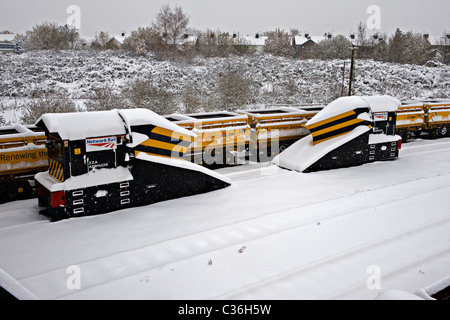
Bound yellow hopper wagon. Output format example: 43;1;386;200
423;101;450;139
0;124;48;202
165;111;250;167
237;106;320;162
396;103;426;141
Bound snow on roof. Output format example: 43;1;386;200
36;109;194;141
294;35;326;46
36;110;126;141
117;109;194;137
112;35;126;44
362;95;401;113
241;35;267;46
306;96;400;128
0;34;15;42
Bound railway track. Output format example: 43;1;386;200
1;138;450;299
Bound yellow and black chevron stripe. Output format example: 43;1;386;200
306;108;372;145
134;126;193;159
49;158;64;182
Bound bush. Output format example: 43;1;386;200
20;92;78;125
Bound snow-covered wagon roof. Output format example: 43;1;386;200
36;109;195;141
36;111;127;141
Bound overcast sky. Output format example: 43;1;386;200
1;0;449;38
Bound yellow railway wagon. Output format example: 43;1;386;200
395;103;426;140
424;102;450;138
165;111;250;166
0;124;48;202
237;106;320;160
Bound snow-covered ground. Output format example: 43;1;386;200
0;137;449;300
1;51;449;113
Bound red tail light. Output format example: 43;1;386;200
51;191;66;208
398;139;402;150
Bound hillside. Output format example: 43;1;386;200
1;50;450;117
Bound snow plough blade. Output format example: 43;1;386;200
273;96;402;173
34;109;231;221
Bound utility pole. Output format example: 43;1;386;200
341;61;346;97
348;45;358;96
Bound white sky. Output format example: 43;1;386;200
0;0;449;38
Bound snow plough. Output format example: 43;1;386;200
0;124;48;203
34;109;231;221
274;96;402;172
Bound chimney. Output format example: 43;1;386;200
327;33;332;39
373;34;379;40
424;34;429;40
305;33;309;38
350;34;355;40
121;32;125;37
255;33;259;39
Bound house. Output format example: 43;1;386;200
0;31;23;53
106;33;126;50
293;34;326;59
426;34;450;64
238;34;268;54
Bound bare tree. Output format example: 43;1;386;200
91;31;111;50
216;67;254;111
356;22;368;47
388;29;432;65
26;22;78;50
196;29;237;58
84;85;124;111
264;29;294;57
315;35;353;60
20;93;78;125
122;27;167;56
152;4;190;50
125;79;178;115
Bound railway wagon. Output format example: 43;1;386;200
164;111;250;167
237;106;321;161
396;100;450;141
34;109;231;221
424;101;450;138
0;124;48;202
